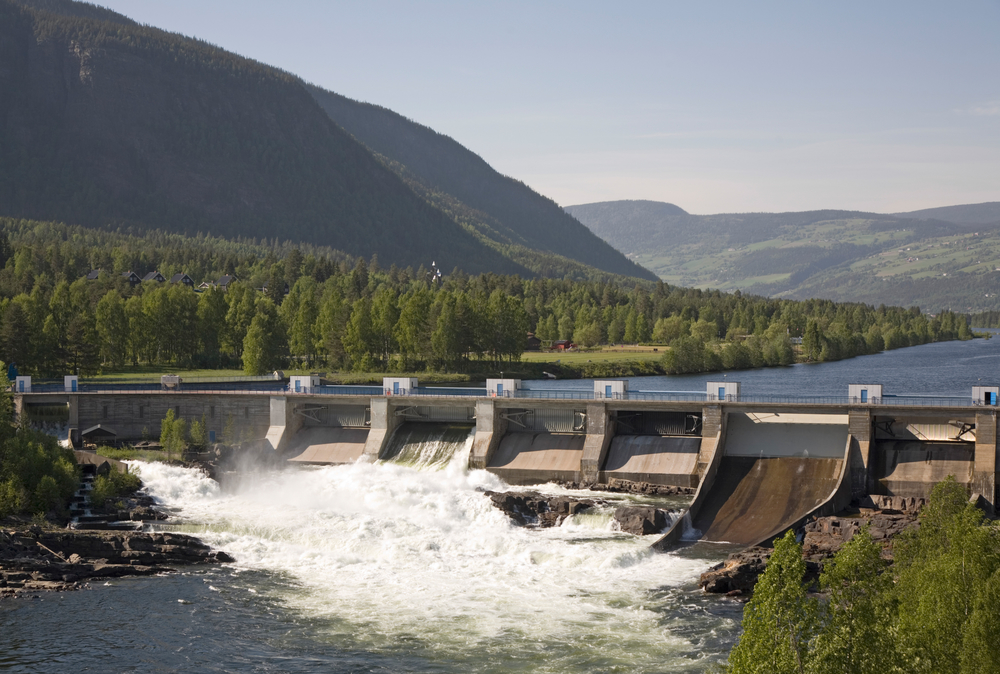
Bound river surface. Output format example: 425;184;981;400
1;336;996;673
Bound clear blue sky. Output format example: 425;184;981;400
97;0;999;214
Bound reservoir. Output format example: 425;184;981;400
1;336;997;673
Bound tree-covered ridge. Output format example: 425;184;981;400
307;86;657;281
0;0;526;276
0;218;972;378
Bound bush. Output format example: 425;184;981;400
90;467;142;508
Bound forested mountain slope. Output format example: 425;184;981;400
567;200;1000;313
307;86;656;281
0;0;526;276
893;202;1000;225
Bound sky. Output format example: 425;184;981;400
96;1;1000;215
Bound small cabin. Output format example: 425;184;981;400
85;269;101;281
552;340;575;351
707;381;740;402
121;271;141;287
849;384;882;404
486;378;521;398
142;271;166;283
64;375;79;393
973;386;999;406
383;377;417;396
216;275;238;291
170;273;195;287
289;375;321;393
595;380;628;400
525;333;542;351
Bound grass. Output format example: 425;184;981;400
94;446;170;462
521;346;666;364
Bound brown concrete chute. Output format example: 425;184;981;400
487;432;585;485
287;427;370;465
690;456;844;546
600;435;700;487
874;440;974;496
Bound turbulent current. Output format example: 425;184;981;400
1;438;741;672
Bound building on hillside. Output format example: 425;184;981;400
142;270;166;283
85;269;101;281
121;271;141;287
216;275;238;291
525;333;542;351
170;273;195;288
198;281;214;290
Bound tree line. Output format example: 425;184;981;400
0;219;974;378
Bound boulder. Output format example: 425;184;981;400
613;506;673;535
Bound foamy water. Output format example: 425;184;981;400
131;450;738;672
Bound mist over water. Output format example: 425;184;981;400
121;447;739;673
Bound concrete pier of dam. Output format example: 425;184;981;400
14;377;999;547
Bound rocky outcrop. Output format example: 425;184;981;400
613;506;674;535
485;491;602;528
699;510;919;596
485;491;677;535
558;479;696;497
0;526;233;597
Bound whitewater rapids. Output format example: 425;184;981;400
131;444;737;672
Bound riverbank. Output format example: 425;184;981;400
0;523;232;597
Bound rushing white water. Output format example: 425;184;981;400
132;449;736;672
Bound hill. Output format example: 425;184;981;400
566;200;1000;312
893;202;1000;225
307;87;656;281
0;0;652;282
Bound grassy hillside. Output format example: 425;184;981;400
307;87;657;282
0;1;545;280
567;200;1000;312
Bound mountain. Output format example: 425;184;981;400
566;200;1000;312
306;87;656;281
0;0;652;281
893;202;1000;225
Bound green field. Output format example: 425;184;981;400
521;347;666;364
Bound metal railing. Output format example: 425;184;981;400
17;381;992;408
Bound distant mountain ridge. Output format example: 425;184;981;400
0;0;652;281
566;199;1000;312
893;202;1000;225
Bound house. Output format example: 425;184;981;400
216;275;237;291
552;340;576;351
525;333;542;351
85;269;101;281
142;270;166;283
121;271;141;287
170;273;195;288
198;281;215;290
80;424;117;445
261;279;289;296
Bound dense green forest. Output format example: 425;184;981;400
725;479;1000;674
970;311;1000;329
0;218;973;378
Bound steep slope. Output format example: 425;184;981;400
0;0;524;275
307;86;657;281
893;202;1000;225
567;199;1000;312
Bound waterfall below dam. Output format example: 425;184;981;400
378;422;474;469
113;456;740;673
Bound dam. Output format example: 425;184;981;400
13;374;1000;547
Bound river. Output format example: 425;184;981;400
1;336;996;673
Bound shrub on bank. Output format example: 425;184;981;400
90;467;142;508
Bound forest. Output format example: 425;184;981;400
0;218;974;379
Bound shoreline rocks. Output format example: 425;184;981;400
698;508;919;597
1;525;234;597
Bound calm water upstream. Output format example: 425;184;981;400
1;336;996;673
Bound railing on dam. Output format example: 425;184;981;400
17;381;990;408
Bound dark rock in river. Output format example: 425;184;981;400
613;506;673;535
485;491;602;527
